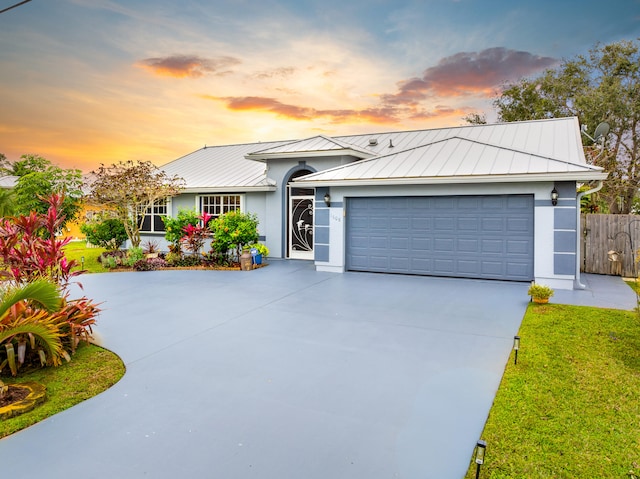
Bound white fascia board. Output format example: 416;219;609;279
296;171;609;188
181;186;277;194
246;149;375;161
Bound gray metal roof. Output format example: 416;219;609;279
160;117;606;191
294;135;607;186
0;175;17;188
246;135;376;160
161;140;290;192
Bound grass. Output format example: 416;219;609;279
0;343;125;438
63;241;107;273
465;303;640;478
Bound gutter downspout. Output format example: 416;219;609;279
575;180;604;289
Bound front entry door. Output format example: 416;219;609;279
289;194;314;259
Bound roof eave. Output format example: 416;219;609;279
180;185;277;194
295;171;609;188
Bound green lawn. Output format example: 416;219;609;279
0;343;125;438
63;241;107;273
465;303;640;478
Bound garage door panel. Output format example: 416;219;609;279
433;258;455;272
458;238;479;253
481;217;504;232
412;237;431;251
507;217;531;232
457;260;480;274
481;239;503;254
481;261;504;275
390;236;409;250
434;238;454;251
346;195;533;281
391;217;410;229
506;239;530;255
411;258;432;270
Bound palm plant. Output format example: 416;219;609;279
0;280;64;398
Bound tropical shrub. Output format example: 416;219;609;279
210;211;259;259
163;209;200;253
180;212;213;256
0;194;82;290
80;217;127;250
0;280;99;382
125;246;145;267
142;240;160;255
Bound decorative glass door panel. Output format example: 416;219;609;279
289;195;314;259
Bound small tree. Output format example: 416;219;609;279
87;160;184;247
477;40;640;213
2;154;83;229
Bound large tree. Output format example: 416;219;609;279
87;160;184;247
482;40;640;213
1;154;83;224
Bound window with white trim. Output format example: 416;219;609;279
140;198;168;232
199;195;242;219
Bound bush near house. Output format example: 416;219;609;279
80;217;128;250
210;210;259;259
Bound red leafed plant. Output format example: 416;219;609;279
0;195;100;381
0;194;83;290
180;212;213;256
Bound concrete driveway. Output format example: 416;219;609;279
0;260;530;479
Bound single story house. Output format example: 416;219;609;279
148;117;607;290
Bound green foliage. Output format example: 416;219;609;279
7;154;83;229
0;188;15;218
125;246;144;267
162;208;199;249
210;210;259;258
489;40;640;214
0;280;99;379
465;304;640;478
87;160;184;247
249;243;269;256
527;283;555;300
80;218;128;250
0;194;82;289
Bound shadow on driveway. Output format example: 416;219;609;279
0;260;530;479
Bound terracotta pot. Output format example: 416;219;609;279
532;297;549;304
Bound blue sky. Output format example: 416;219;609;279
0;0;638;171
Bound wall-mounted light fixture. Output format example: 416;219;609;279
475;440;487;479
324;193;331;207
551;187;559;206
513;335;520;365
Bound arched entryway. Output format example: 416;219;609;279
287;169;315;259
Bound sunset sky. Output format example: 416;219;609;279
1;0;639;172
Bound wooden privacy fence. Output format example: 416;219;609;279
581;214;640;277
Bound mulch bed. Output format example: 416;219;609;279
0;386;29;408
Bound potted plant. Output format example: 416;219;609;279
527;283;554;303
249;243;269;265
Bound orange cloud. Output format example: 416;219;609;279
137;55;241;78
204;95;403;124
382;47;558;105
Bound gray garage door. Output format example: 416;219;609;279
346;195;534;281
